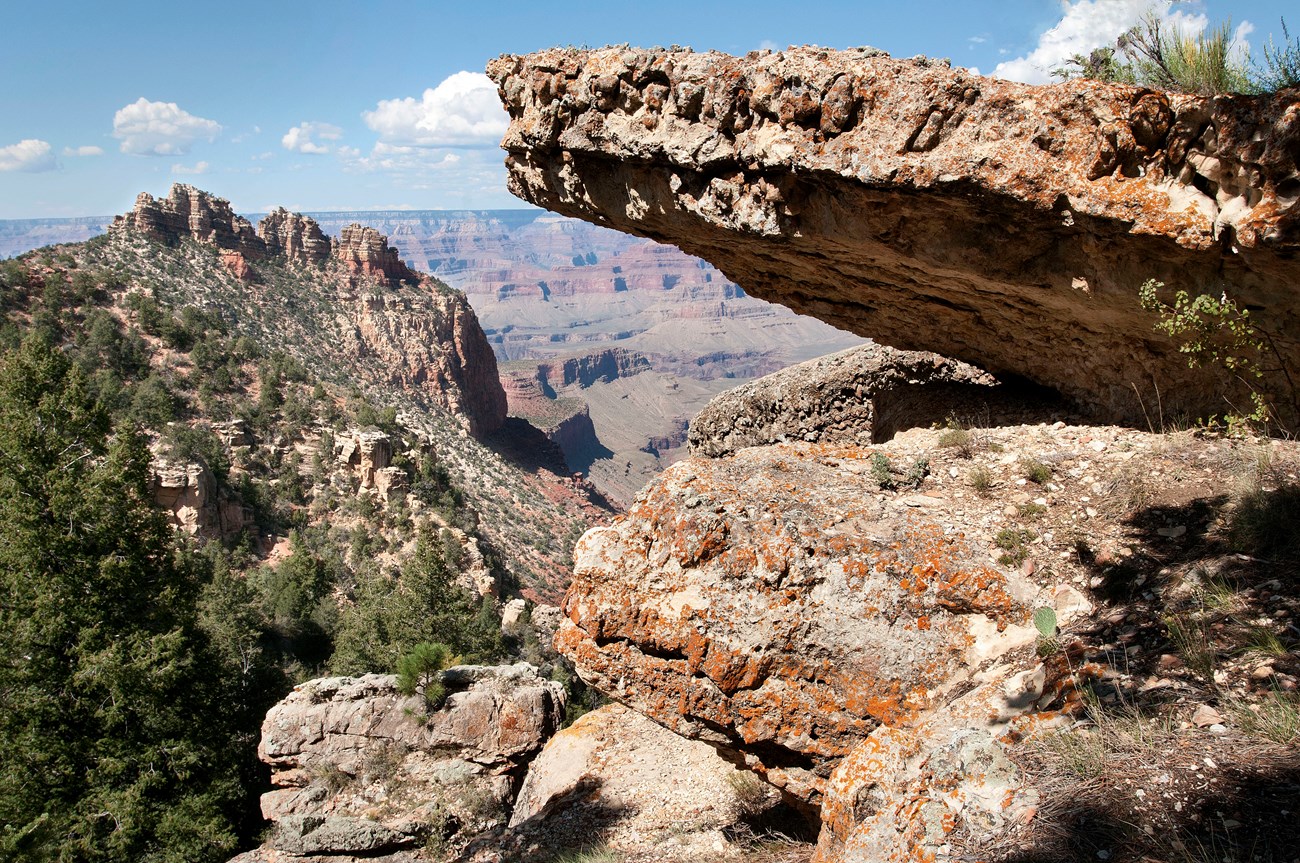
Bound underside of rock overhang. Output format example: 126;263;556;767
489;46;1300;425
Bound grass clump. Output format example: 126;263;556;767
1226;690;1300;745
1020;457;1053;485
1053;12;1267;94
1227;480;1300;563
994;528;1034;566
726;770;771;817
937;419;975;458
548;845;621;863
968;465;993;497
1018;502;1048;519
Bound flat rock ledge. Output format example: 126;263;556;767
489;46;1300;425
688;342;998;457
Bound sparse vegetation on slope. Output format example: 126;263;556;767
0;194;612;859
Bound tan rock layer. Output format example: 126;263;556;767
489;47;1300;424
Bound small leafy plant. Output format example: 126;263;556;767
1138;279;1298;432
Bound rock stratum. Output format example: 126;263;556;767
111;184;506;437
489;46;1300;424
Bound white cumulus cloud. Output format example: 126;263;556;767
62;145;104;157
363;71;507;148
113;98;221;156
171;160;210;175
0;139;57;172
281;121;342;154
992;0;1210;84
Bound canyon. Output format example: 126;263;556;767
3;205;862;503
483;45;1300;863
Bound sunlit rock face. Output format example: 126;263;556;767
489;46;1300;425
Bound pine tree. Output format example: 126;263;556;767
0;334;241;862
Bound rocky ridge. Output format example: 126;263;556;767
112;185;505;437
113;184;420;287
489;46;1300;425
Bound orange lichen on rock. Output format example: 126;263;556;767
557;442;1039;811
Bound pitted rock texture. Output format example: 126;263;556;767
688;342;997;457
556;441;1048;811
490;47;1300;424
813;663;1046;863
254;666;564;858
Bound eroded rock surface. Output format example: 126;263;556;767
557;441;1055;811
688;343;997;457
253;666;564;859
490;47;1300;424
149;457;251;540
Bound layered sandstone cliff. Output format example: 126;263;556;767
112;184;420;288
111;185;507;436
489;47;1300;424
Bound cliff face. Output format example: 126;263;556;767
536;346;650;390
113;185;421;288
489;47;1300;424
111;185;506;436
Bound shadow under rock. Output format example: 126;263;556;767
995;757;1300;863
453;777;630;863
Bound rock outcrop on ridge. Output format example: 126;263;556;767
113;184;420;287
489;47;1300;425
237;665;565;861
111;185;507;436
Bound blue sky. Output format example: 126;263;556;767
0;0;1291;218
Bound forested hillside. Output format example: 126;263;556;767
0;186;610;860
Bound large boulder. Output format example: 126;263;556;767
507;702;783;859
687;342;998;457
489;46;1300;425
253;665;564;859
555;438;1055;811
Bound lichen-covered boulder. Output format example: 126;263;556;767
254;665;564;858
556;442;1047;810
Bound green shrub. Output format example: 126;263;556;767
995;528;1034;566
1020;458;1052;485
396;642;453;710
1054;13;1256;94
1257;18;1300;91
